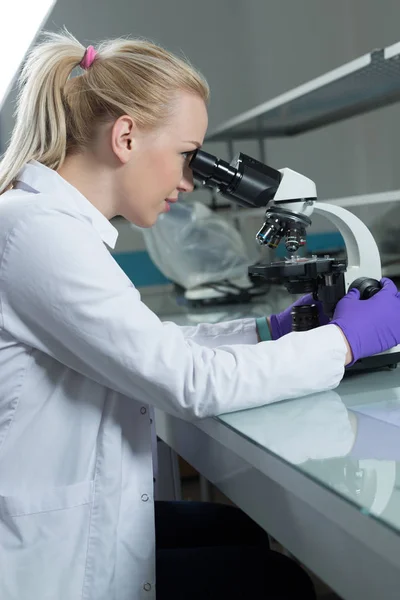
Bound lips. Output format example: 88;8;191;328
165;197;178;203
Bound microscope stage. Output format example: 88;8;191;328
249;256;347;284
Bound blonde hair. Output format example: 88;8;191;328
0;30;209;194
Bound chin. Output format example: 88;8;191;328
140;221;156;228
142;214;159;228
123;213;157;228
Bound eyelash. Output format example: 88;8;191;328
181;151;193;162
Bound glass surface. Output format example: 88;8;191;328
218;368;400;535
161;297;400;535
147;286;293;320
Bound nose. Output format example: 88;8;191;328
177;165;195;193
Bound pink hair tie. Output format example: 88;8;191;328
80;45;97;70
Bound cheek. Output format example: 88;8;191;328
155;158;183;191
127;147;183;203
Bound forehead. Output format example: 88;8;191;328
167;92;208;143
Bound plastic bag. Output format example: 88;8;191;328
141;201;251;290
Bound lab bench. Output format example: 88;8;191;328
154;302;400;600
153;41;400;597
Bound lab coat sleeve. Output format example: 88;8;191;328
175;319;259;348
0;207;347;419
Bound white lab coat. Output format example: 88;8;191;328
0;161;346;600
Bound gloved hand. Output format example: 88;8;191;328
270;293;330;340
331;277;400;364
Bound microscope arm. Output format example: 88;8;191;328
314;203;382;290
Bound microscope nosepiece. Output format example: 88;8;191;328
257;207;311;252
256;220;284;248
285;227;307;253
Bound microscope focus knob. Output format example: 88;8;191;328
348;277;382;300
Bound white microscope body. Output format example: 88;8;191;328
189;149;400;368
260;167;400;363
272;167;382;288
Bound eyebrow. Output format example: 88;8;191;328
183;141;201;148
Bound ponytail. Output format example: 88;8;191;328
0;31;87;193
0;29;209;195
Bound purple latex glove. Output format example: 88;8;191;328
270;293;330;340
331;277;400;364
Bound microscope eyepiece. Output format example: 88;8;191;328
189;150;237;192
189;149;282;209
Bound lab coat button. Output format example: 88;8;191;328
141;493;149;502
143;582;152;591
140;407;147;415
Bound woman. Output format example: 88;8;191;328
0;30;399;600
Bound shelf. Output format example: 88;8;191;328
206;41;400;141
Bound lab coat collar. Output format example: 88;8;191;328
15;161;119;249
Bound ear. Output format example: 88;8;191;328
111;115;136;164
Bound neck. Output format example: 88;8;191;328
57;153;118;220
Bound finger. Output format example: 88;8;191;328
381;277;398;294
295;293;313;306
345;288;361;300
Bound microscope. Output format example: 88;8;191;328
189;149;400;370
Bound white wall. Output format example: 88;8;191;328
2;0;400;199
